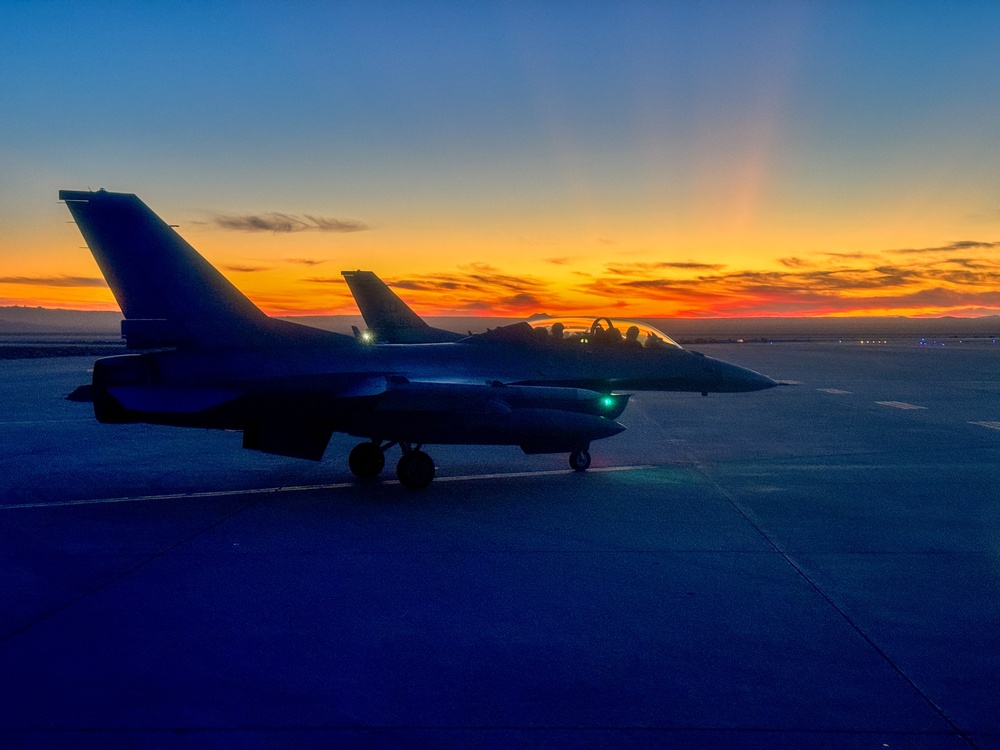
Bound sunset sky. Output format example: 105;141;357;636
2;1;1000;318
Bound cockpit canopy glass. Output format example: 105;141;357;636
528;317;682;349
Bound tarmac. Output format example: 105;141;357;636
1;341;998;748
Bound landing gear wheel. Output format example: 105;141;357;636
396;450;435;489
569;449;591;472
349;442;385;478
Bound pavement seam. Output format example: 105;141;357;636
0;465;655;510
0;497;263;644
0;726;976;736
689;461;979;749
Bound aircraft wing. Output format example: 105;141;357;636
329;378;629;455
94;361;393;461
242;376;629;461
93;366;621;462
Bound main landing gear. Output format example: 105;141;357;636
348;441;592;489
348;440;435;490
395;446;435;490
348;441;385;478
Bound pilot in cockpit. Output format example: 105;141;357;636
594;322;621;346
645;332;666;348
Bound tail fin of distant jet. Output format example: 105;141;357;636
341;270;463;343
61;189;342;349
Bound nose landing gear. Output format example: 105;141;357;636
569;448;591;472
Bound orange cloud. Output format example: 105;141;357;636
581;250;1000;317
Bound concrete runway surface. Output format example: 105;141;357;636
1;342;998;748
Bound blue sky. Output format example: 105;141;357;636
3;1;1000;315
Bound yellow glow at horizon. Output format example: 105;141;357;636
3;190;999;317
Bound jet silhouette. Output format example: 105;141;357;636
61;189;775;488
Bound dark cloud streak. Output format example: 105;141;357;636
606;261;726;276
893;240;1000;254
224;264;272;273
779;257;810;268
286;258;327;266
211;212;370;233
0;275;107;288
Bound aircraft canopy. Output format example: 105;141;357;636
528;317;682;349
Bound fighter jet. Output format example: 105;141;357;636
60;189;776;489
342;270;678;355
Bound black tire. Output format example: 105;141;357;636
349;442;385;478
396;450;435;489
569;449;591;472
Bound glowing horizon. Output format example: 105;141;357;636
5;209;999;318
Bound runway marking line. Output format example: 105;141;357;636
0;465;656;510
875;401;927;410
0;418;94;425
970;421;1000;431
817;388;852;394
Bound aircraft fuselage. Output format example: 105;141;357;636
92;333;774;456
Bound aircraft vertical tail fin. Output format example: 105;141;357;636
61;189;338;348
342;270;431;332
342;270;463;343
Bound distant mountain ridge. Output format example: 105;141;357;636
0;307;515;337
0;307;122;334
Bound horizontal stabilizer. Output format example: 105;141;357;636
108;386;242;414
65;384;95;402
